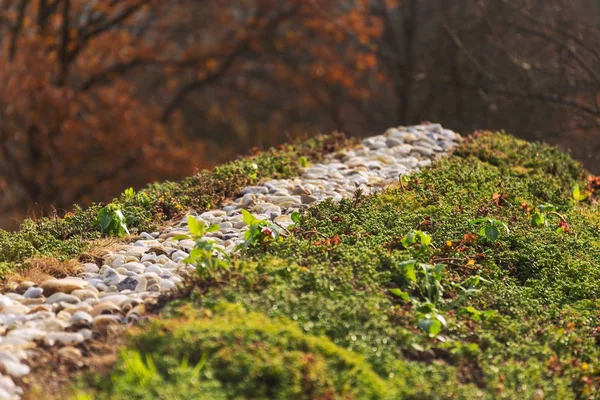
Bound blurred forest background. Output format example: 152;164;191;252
0;0;599;229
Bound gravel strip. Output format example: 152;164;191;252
0;124;459;398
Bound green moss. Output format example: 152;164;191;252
0;133;350;273
90;131;600;399
92;303;386;400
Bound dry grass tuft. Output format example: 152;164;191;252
77;236;136;265
6;257;82;285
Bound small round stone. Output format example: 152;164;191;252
117;277;139;291
90;302;121;317
145;265;163;274
16;281;35;294
83;263;100;274
160;280;176;291
147;284;161;292
23;287;43;299
44;332;85;346
41;278;89;296
92;315;123;334
57;346;83;361
71;289;99;301
71;311;93;325
1;305;28;315
45;293;80;305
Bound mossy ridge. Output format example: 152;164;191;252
83;303;387;400
89;131;600;399
0;133;349;278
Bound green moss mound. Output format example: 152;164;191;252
86;131;600;399
0;133;349;277
93;303;386;400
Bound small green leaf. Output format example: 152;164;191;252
291;211;301;224
241;209;256;226
531;212;545;227
469;218;487;225
573;185;581;201
124;187;134;199
173;234;191;241
482;310;498;319
400;260;417;283
433;263;445;279
538;203;556;212
461;306;482;321
415;303;435;313
401;232;416;248
207;224;220;233
390;288;410;301
418;231;432;246
572;184;588;201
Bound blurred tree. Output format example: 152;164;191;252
1;0;600;229
0;0;207;227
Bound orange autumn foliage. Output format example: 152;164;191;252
0;0;207;227
0;0;383;229
1;0;600;230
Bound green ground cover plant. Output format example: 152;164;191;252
0;133;349;278
86;131;600;399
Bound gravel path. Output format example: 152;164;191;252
0;124;460;399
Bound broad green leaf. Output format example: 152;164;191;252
483;225;499;241
418;317;443;337
99;212;112;233
187;215;205;237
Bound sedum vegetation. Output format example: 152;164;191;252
0;133;349;279
82;132;600;399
